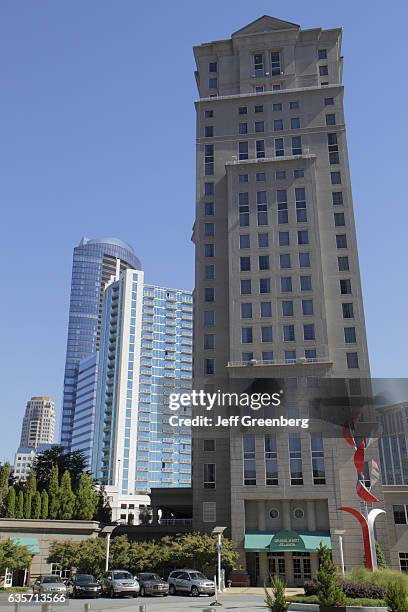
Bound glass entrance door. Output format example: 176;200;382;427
293;552;311;585
268;552;286;580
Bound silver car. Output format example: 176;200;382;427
32;575;68;596
100;569;139;598
167;570;215;597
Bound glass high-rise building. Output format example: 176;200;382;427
61;237;141;449
91;268;193;519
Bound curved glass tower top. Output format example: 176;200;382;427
61;237;141;449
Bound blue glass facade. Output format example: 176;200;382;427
92;269;193;495
61;237;141;449
70;353;99;467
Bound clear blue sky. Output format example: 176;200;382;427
1;0;407;462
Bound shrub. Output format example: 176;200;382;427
265;575;289;612
385;581;408;612
341;581;386;599
347;568;408;592
316;543;346;607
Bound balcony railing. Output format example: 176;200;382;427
159;518;193;526
227;357;332;368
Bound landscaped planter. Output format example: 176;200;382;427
288;604;387;612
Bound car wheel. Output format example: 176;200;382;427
191;585;199;597
169;584;176;596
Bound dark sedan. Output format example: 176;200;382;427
68;575;102;599
137;573;169;597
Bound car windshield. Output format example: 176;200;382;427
141;574;160;581
76;575;95;584
43;576;62;583
113;571;133;580
189;572;207;580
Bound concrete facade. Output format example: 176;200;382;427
191;15;389;585
19;397;55;449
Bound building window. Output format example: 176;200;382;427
289;101;299;109
204;334;215;350
204;287;214;302
299;252;311;268
204;202;214;216
257;190;268;224
332;191;343;206
277;189;288;223
265;434;278;485
344;327;357;343
331;171;341;185
340;279;352;294
204;182;214;196
240;279;252;295
276;170;286;180
334;212;345;226
261;326;273;342
400;553;408;574
238;106;247;115
300;275;312;291
239;122;248;135
258;232;269;248
205;126;214;137
204;243;214;257
255;120;265;132
295;187;307;222
281;276;292;292
239;141;249;160
280;253;291;269
289;434;303;485
394;505;408;524
294;168;304;179
209;61;218;73
209;77;218;89
275;138;284;157
346;352;359;369
256;140;265;159
274;119;284;131
319;65;329;76
328;133;339;164
241;303;253;319
203;502;216;523
336;234;348;249
273;103;283;112
239;192;249;227
326;113;336;126
260;301;272;317
204;223;215;236
262;351;274;361
256;172;266;182
285;350;296;361
282;300;294;316
311;432;326;484
279;231;289;246
240;234;250;249
259;255;270;270
239;173;248;183
342;303;354;319
204;264;215;280
204;311;215;326
304;324;315;341
302;299;314;316
241;327;253;343
240;256;251;272
292;136;302;155
254;104;264;113
259;278;271;294
203;463;216;488
271;51;281;75
204;358;215;375
283;324;295;342
338;256;349;271
291;117;301;129
254;53;264;76
204;144;214;175
297;230;309;245
243;435;256;485
318;49;327;60
204;439;216;452
204;109;214;118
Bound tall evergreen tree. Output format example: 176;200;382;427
49;465;59;519
26;470;37;496
32;491;41;519
0;463;10;512
74;473;98;520
33;446;87;491
23;491;32;519
58;471;75;520
5;487;16;518
95;485;112;523
40;490;49;519
16;490;24;519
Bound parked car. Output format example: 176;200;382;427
32;575;68;596
67;574;101;599
100;570;139;598
167;570;215;597
136;573;169;597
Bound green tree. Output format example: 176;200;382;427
15;490;24;519
74;473;98;520
5;487;16;518
40;490;49;519
139;506;152;525
23;491;32;519
32;491;41;519
376;541;388;569
265;575;289;612
0;463;10;512
58;471;75;520
0;539;33;574
95;485;112;523
316;543;346;606
33;446;87;491
49;464;59;519
385;581;408;612
26;470;37;496
47;540;80;572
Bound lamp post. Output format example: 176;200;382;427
334;529;346;576
211;526;227;606
101;525;117;572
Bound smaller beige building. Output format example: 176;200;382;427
0;519;101;580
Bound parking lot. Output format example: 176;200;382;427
0;591;271;612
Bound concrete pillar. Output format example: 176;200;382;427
284;552;294;586
306;500;316;531
258;553;269;586
282;501;291;530
310;552;319;579
257;500;266;531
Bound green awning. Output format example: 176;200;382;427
244;530;331;553
12;537;40;555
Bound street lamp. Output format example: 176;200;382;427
334;529;346;576
101;525;117;572
211;526;227;604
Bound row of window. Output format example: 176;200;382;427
203;97;334;123
204;114;336;138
